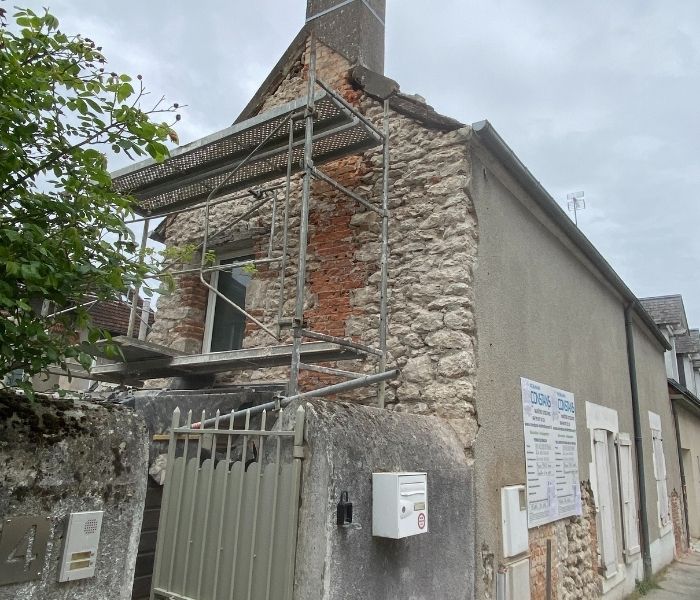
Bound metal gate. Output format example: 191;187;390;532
150;405;305;600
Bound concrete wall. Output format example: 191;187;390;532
0;392;148;600
289;398;474;600
675;402;700;538
469;144;669;599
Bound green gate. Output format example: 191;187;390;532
150;405;305;600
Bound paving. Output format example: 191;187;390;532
639;543;700;599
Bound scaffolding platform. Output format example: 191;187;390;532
112;91;383;217
94;336;184;362
100;37;396;404
88;341;365;384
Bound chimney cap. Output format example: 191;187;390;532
306;0;386;73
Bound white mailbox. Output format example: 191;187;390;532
501;485;528;558
58;511;103;582
372;472;428;539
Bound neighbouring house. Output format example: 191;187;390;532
30;295;153;392
74;2;687;599
641;294;700;546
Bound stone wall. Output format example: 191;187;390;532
148;39;479;449
527;482;600;600
0;391;148;600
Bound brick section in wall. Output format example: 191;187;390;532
671;488;688;556
529;522;559;600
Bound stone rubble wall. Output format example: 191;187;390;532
0;392;148;600
527;482;600;600
148;39;480;449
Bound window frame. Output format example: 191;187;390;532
202;248;254;353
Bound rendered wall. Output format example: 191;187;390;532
469;145;668;599
632;318;683;568
676;402;700;538
286;398;474;600
0;392;148;600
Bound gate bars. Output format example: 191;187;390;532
151;404;306;600
124;32;395;406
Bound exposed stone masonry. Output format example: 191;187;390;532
528;482;600;600
148;39;480;449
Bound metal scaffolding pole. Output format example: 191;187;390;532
93;34;396;401
276;116;296;337
192;368;400;429
289;33;317;396
378;99;390;408
196;113;295;346
127;217;150;338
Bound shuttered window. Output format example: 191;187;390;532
593;429;618;576
651;428;670;527
616;433;640;557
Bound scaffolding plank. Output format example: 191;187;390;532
93;336;185;362
111;93;381;217
88;342;363;383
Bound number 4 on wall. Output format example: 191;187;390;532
0;516;50;585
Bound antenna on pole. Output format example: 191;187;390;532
567;191;585;227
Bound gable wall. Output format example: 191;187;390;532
147;41;480;452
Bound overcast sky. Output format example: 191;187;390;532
22;0;700;324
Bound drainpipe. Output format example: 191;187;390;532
670;398;691;550
624;304;652;580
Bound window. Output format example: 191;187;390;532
615;433;641;558
593;428;618;576
203;252;254;352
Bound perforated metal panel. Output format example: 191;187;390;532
112;93;381;216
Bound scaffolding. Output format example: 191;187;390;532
91;37;396;408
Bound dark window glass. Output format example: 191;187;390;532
209;256;254;352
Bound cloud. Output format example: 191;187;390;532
20;0;700;323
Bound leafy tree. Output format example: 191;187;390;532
0;5;180;390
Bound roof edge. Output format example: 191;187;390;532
668;378;700;415
470;119;671;352
235;25;310;124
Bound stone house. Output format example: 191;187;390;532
102;1;687;599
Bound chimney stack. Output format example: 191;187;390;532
306;0;386;74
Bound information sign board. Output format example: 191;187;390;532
521;377;581;528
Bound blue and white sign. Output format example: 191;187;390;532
521;377;581;528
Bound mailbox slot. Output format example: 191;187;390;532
372;472;428;539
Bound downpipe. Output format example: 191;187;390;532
624;303;652;580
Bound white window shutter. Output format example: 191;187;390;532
616;433;640;556
652;429;670;527
594;429;618;575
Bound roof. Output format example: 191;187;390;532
639;295;688;330
668;378;700;416
87;298;153;337
469;120;671;352
675;328;700;355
